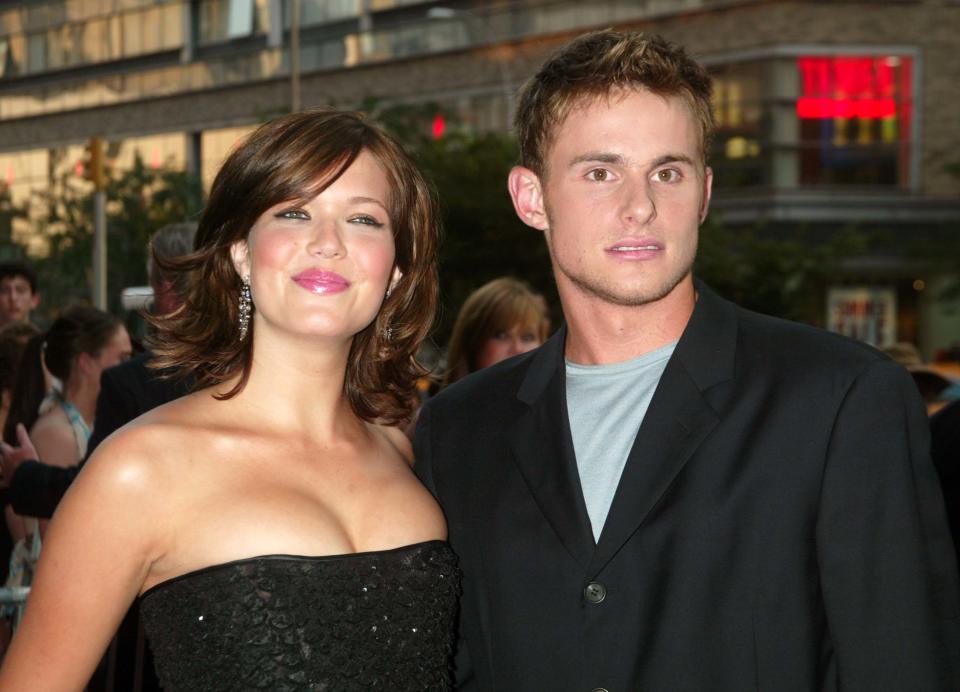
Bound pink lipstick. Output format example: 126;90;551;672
292;269;350;295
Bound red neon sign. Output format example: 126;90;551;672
797;57;905;120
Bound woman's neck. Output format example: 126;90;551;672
61;377;98;426
218;331;359;439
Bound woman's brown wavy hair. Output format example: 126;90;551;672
149;109;440;425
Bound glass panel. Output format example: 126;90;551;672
709;60;770;188
122;11;141;56
299;0;359;27
141;7;161;52
201;124;256;190
27;32;46;73
795;55;913;187
83;19;107;63
160;3;184;49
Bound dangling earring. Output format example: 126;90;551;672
238;275;252;341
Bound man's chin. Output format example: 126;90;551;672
568;274;692;308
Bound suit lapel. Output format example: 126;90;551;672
586;283;738;577
510;327;596;568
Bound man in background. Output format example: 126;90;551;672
0;262;39;330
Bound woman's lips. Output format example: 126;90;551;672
292;270;351;295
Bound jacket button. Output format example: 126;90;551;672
583;581;606;604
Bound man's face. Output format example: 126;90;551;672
510;89;712;308
0;276;39;326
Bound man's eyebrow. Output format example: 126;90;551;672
567;152;625;168
567;152;699;168
651;154;697;168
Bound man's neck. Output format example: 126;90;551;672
562;279;696;366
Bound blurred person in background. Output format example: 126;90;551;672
2;223;197;521
442;277;551;387
0;325;40;436
0;222;196;691
3;306;130;542
0;263;40;330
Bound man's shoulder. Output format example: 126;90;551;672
427;348;538;415
731;300;887;373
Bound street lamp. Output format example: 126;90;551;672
426;6;514;129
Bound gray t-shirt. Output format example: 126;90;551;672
565;342;676;542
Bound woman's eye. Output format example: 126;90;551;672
586;168;610;182
349;215;385;228
493;330;509;341
276;208;309;220
520;333;538;343
655;169;680;183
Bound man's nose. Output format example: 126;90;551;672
621;177;656;225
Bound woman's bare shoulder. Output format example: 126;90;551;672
30;409;79;467
374;422;414;467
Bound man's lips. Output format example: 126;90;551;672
605;239;663;260
292;269;351;295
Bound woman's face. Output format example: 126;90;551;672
78;325;132;387
235;150;399;344
475;323;543;370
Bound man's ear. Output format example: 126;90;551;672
29;292;40;310
230;239;251;279
699;166;714;224
507;166;549;231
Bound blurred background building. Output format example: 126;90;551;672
0;0;958;357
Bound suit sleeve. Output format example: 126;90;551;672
7;460;79;518
86;365;137;456
817;359;960;690
413;401;437;497
412;402;477;690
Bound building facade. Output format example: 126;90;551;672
0;0;958;354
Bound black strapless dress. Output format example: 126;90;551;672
139;540;459;691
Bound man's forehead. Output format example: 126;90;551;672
0;276;30;288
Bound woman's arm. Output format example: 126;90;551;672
0;431;167;691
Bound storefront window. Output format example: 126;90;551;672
796;55;912;187
709;52;914;191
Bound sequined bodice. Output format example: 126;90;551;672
139;541;459;691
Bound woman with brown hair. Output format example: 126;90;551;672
443;277;551;387
0;110;456;691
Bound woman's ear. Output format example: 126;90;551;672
230;239;251;279
388;267;403;296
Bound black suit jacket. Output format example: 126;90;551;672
415;283;960;692
8;352;190;517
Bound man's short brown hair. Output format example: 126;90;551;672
515;30;715;176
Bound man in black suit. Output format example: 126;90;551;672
414;31;960;691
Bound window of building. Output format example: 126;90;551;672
796;55;912;187
197;0;269;44
709;50;916;192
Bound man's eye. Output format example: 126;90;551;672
586;168;611;182
655;169;680;183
